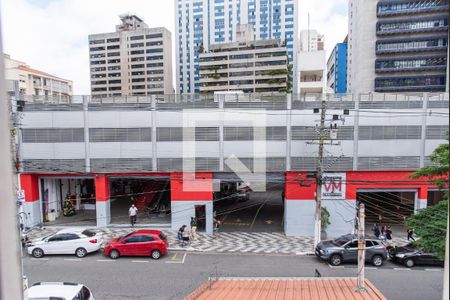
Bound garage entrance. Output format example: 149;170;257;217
41;178;96;225
110;177;171;225
213;173;284;232
357;190;415;227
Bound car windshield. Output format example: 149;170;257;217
118;232;133;241
41;234;54;241
333;236;352;246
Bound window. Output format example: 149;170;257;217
365;240;374;247
130;35;144;40
146;33;163;39
75;286;91;300
107;38;120;43
141;236;155;242
346;241;358;248
48;234;65;242
65;233;80;240
124;236;142;243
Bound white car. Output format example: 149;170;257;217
27;228;103;258
26;282;95;300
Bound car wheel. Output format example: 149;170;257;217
109;250;120;259
32;248;44;258
371;255;384;267
329;254;342;266
75;247;87;258
404;258;415;268
151;250;161;260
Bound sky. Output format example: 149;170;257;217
1;0;348;94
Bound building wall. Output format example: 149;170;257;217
4;54;73;100
347;0;449;94
299;29;324;52
18;93;449;174
176;0;298;94
297;50;327;94
327;43;348;94
199;40;288;93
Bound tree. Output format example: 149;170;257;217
406;137;448;259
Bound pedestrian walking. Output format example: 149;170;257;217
407;228;415;241
190;217;198;241
381;225;386;236
213;218;221;237
385;226;392;241
128;204;138;227
372;223;381;238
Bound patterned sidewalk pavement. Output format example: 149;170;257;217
24;226;410;256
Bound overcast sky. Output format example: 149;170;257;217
1;0;347;94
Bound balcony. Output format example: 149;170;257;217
376;15;448;36
375;55;447;72
375;74;446;92
377;0;448;17
376;36;448;54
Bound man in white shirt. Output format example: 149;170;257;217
128;204;138;227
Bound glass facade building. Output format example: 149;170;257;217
176;0;298;94
375;0;448;92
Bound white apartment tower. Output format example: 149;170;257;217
88;14;173;98
176;0;299;94
4;54;73;101
299;29;324;52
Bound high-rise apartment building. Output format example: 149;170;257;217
299;29;324;52
327;41;348;94
199;38;289;93
4;54;72;101
176;0;298;94
347;0;448;94
88;14;173;98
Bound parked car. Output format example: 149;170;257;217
390;242;444;268
102;229;169;259
27;228;102;258
26;282;95;300
315;234;388;266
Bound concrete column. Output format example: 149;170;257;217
170;172;214;235
83;96;90;173
415;187;428;212
95;175;110;227
352;94;360;170
151;95;157;171
20;174;41;227
286;94;292;171
419;93;428;168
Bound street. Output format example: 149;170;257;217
23;251;444;300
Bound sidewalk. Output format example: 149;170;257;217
24;226;410;256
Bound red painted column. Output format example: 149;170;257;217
95;175;110;202
20;174;39;202
95;175;110;227
170;172;213;201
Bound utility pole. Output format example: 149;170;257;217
356;203;366;292
314;99;326;247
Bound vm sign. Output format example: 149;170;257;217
321;173;346;200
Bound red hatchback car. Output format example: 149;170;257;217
102;229;169;259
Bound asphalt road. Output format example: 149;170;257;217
23;251;444;300
216;190;284;232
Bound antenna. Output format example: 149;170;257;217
308;13;310;52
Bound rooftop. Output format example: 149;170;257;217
186;277;387;300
